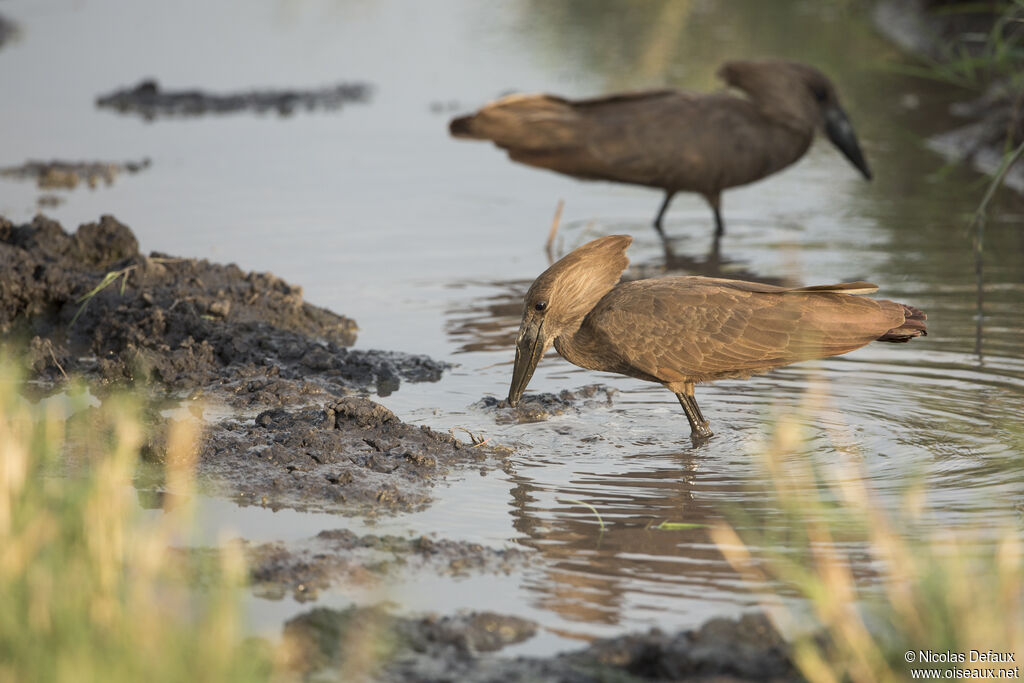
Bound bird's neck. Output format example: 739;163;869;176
738;83;820;136
553;324;605;373
764;120;815;169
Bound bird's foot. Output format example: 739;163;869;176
689;421;714;441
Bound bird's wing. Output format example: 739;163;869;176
450;91;679;151
563;90;679;107
528;92;809;191
582;278;904;383
454;90;756;189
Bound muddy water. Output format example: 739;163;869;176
2;0;1022;654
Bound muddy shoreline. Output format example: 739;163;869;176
0;214;801;679
0;215;506;516
282;607;799;682
96;79;373;120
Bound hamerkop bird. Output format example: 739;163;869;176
508;235;926;439
451;59;871;242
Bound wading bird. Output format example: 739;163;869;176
508;235;926;439
451;60;871;247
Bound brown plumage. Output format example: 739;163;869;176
451;59;871;243
508;235;926;439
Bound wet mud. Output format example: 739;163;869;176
1;215;510;513
198;528;533;602
283;607;797;682
0;214;442;399
195;398;506;514
36;195;64;209
474;384;617;424
0;159;151;190
96;79;372;120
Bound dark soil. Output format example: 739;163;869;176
36;195;63;209
194;398;507;514
0;159;151;190
96;79;372;120
282;606;799;682
0;214;448;402
199;528;533;601
474;384;617;424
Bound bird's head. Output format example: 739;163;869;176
508;234;632;407
718;59;872;180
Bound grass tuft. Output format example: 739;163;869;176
0;358;273;683
70;258;181;327
712;408;1021;683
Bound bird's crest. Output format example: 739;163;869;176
525;235;632;336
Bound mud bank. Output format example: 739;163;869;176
0;159;151;190
186;527;532;602
874;0;1024;192
0;214;439;398
283;606;798;682
197;398;507;514
2;215;509;513
96;79;372;120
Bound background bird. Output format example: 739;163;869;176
451;59;871;250
508;235;926;439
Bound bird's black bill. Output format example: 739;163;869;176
824;106;872;180
508;319;546;407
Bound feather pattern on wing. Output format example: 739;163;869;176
556;277;906;385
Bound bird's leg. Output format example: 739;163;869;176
661;232;678;263
653;191;675;239
708;229;723;265
675;383;714;439
706;193;725;239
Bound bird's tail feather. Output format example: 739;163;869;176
449;115;477;137
877;304;928;343
790;281;879;295
448;94;582;149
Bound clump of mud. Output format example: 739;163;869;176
474;384;616;424
193;398;506;515
282;606;798;682
282;606;539;678
0;159;151;190
190;528;532;602
96;79;372;120
0;214;449;404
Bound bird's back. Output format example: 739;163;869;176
450;89;813;194
560;277;909;384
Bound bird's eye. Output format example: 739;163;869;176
534;301;547;312
809;83;828;103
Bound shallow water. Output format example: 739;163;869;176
2;0;1022;652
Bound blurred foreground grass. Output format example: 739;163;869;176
714;397;1022;683
0;361;272;683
